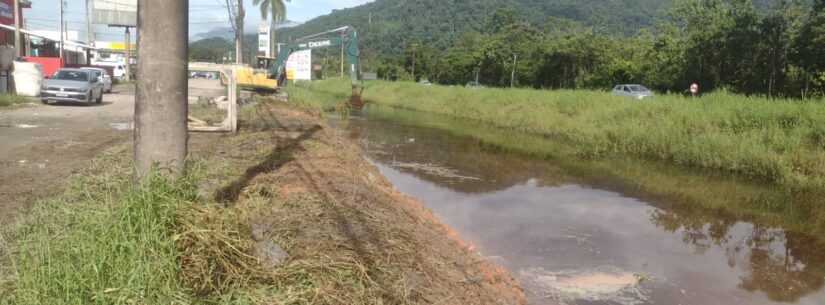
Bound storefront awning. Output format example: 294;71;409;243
0;23;97;51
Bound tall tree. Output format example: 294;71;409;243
253;0;291;57
793;0;825;96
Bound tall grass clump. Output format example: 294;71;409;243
2;147;196;304
305;78;825;188
0;94;28;107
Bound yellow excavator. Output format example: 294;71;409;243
222;26;363;107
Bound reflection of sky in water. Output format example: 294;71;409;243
369;158;825;305
330;109;825;305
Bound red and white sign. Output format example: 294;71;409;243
690;83;699;94
0;0;29;26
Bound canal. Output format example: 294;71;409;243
327;105;825;305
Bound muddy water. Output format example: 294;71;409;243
328;106;825;305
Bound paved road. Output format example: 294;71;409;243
0;85;136;224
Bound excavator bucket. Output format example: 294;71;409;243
348;90;365;109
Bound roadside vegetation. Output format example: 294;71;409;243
0;94;29;108
297;78;825;190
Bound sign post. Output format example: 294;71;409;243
92;0;136;79
258;24;270;57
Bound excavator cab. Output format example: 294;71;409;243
255;56;277;71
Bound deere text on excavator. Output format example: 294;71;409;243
224;26;363;108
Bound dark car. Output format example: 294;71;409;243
40;69;104;105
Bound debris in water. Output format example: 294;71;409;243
348;92;365;109
14;123;38;128
519;266;651;305
389;161;481;181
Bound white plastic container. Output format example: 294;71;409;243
13;61;44;97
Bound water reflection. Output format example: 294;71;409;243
328;106;825;304
652;207;825;303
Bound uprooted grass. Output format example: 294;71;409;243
1;100;519;304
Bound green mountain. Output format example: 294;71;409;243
189;37;233;62
275;0;675;52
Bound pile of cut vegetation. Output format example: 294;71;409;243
0;100;525;304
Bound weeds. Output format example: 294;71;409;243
3;146;193;304
0;94;29;107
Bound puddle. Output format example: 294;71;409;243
0;123;39;128
109;122;134;131
328;106;825;305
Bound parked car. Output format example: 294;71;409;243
40;68;104;105
191;71;214;79
612;84;654;99
465;81;483;89
80;67;113;93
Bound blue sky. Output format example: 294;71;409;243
24;0;373;42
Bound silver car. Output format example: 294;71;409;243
612;84;654;99
80;67;113;93
41;69;104;105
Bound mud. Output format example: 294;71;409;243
0;86;135;225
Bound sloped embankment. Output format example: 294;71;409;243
206;102;526;304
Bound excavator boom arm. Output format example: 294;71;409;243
268;26;360;90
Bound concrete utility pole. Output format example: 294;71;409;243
85;0;91;45
13;0;20;57
59;0;64;62
340;31;344;77
134;0;189;179
124;27;131;81
235;0;244;63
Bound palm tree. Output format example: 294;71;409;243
252;0;291;58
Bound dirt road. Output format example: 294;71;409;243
0;78;229;224
0;85;135;224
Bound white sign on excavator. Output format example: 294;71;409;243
308;40;332;48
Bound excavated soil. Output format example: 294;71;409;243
211;102;526;304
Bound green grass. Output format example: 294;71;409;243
356;105;825;236
1;146;194;304
189;98;227;124
0;94;29;107
303;78;825;189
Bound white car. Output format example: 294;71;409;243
612;84;654;99
41;68;104;105
80;67;113;93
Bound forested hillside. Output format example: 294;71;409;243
275;0;675;52
191;0;824;98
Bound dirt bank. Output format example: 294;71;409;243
205;101;526;304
